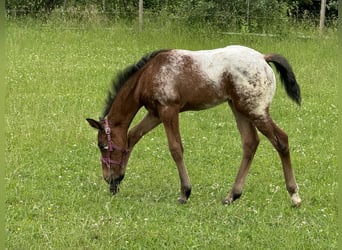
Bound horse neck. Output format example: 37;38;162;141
107;78;141;146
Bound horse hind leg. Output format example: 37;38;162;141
224;104;260;205
253;116;301;207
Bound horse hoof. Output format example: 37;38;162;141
178;198;187;204
222;198;233;205
109;184;120;195
291;193;301;207
222;191;241;205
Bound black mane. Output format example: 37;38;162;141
102;49;168;118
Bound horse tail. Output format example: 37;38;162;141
264;54;301;105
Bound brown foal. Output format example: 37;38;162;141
87;45;302;207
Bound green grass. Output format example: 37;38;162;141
5;20;337;249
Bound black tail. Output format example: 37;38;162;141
265;54;301;105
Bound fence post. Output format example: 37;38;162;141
246;0;250;31
319;0;326;35
139;0;143;32
62;0;67;20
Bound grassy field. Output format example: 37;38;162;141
5;20;337;249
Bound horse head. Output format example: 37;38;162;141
86;118;129;194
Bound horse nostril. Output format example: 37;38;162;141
104;176;110;184
109;178;115;186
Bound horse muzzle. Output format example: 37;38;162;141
107;175;125;195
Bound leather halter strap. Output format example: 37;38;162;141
101;118;129;168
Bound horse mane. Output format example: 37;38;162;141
102;49;168;118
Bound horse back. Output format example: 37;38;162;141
137;46;276;115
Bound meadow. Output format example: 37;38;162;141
5;19;338;249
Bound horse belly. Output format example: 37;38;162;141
179;80;228;111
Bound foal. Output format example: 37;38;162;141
87;45;302;207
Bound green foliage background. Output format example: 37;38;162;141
5;0;339;33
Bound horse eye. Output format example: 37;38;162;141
98;144;108;151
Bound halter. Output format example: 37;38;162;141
101;118;129;168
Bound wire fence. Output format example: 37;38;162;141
6;7;336;21
5;6;338;35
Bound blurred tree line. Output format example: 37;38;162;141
5;0;338;30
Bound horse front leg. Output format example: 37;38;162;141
159;106;191;204
123;112;161;168
127;112;161;150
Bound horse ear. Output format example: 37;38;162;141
86;118;101;130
